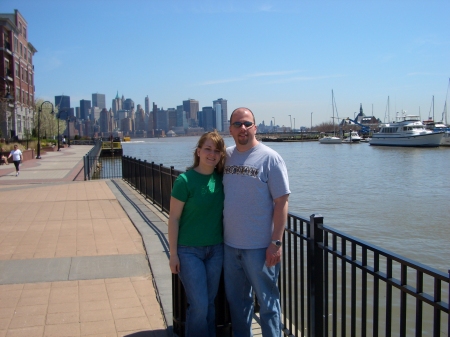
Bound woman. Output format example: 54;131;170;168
168;131;226;337
8;145;23;176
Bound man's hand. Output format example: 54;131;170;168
265;244;282;267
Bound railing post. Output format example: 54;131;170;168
307;214;324;337
151;162;155;204
159;163;164;212
143;160;147;198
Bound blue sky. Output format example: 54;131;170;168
2;0;449;128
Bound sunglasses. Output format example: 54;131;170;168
232;121;254;129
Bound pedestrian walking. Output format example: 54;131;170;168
8;145;23;176
223;107;290;337
168;130;226;337
0;147;9;165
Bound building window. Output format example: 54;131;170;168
28;50;31;63
15;62;19;77
18;115;22;133
20;43;23;57
16;88;20;101
23;27;27;39
14;37;18;52
22;90;25;104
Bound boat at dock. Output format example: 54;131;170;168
369;114;443;147
342;130;361;143
319;90;342;144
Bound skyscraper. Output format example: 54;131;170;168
80;99;91;120
213;98;228;131
145;96;150;114
92;93;106;109
183;99;199;123
55;95;71;118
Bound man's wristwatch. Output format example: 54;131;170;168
271;240;282;247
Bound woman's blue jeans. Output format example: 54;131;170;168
177;243;224;337
223;244;281;337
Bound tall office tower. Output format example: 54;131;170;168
167;108;177;130
123;98;134;111
145;96;150;114
80;100;91;120
213;98;227;130
183;99;199;124
121;118;132;134
99;108;110;133
0;10;37;140
92;93;106;109
112;91;122;115
91;107;101;121
152;102;158;131
135;108;145;131
55;95;71;118
176;105;186;127
214;103;222;131
201;107;215;131
75;107;81;119
156;109;168;131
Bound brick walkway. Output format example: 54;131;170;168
0;147;167;337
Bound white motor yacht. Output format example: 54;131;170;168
342;130;361;143
369;115;443;147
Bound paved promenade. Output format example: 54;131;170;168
0;147;168;337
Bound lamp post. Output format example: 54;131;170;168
310;112;313;131
288;114;292;131
67;115;71;147
37;101;54;159
294;118;296;132
56;111;61;151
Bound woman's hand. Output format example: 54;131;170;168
170;254;180;274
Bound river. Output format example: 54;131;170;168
121;137;450;273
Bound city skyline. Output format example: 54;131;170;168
1;0;449;128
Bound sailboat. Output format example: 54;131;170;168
319;90;342;144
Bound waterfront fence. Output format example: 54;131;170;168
82;140;122;180
122;155;449;337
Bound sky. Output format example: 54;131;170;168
2;0;450;128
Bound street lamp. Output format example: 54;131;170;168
37;101;54;159
56;111;62;151
288;114;292;131
66;115;71;147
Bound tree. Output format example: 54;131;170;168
33;98;65;140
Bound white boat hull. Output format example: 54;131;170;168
369;132;444;147
319;137;342;144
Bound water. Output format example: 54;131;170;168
122;137;450;273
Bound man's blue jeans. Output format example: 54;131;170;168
177;243;224;337
224;244;281;337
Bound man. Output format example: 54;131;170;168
223;107;290;337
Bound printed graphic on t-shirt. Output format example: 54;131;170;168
224;165;259;177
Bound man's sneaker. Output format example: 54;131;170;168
16;172;18;176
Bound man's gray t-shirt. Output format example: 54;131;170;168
223;142;290;249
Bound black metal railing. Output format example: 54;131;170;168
122;157;449;337
82;140;124;180
122;156;183;213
